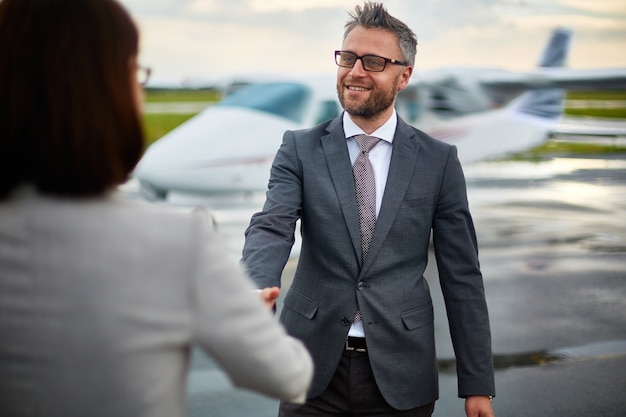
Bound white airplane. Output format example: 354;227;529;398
133;28;626;200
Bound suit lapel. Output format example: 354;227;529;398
321;116;362;263
362;118;419;274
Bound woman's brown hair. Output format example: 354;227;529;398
0;0;145;199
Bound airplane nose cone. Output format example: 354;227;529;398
133;107;296;195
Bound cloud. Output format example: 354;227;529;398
247;0;357;13
558;0;626;15
119;0;626;79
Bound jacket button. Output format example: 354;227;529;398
357;281;368;290
341;317;351;326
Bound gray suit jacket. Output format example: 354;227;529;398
243;114;495;410
0;187;312;417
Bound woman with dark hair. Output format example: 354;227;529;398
0;0;144;198
0;0;312;415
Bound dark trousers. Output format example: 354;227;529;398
278;349;435;417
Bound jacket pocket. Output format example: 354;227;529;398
283;289;318;320
401;303;434;330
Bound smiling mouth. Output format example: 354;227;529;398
347;85;370;92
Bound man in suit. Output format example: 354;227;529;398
242;2;495;416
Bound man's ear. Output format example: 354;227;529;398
397;66;413;92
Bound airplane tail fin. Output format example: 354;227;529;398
514;28;572;119
537;27;572;68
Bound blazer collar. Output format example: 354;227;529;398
364;118;420;273
321;115;362;264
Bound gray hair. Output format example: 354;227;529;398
344;2;417;66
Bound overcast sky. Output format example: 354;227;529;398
118;0;626;84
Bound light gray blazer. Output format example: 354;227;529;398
243;114;495;410
0;187;312;417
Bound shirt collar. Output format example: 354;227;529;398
342;110;397;144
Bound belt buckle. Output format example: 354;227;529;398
345;338;366;352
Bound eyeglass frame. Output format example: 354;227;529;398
136;65;152;86
334;50;408;72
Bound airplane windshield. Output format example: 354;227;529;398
218;82;312;123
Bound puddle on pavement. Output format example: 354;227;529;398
438;339;626;373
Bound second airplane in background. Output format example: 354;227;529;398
134;28;626;200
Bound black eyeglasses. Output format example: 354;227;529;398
136;65;152;86
334;50;408;72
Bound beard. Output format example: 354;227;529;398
337;75;399;119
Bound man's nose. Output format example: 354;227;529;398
349;58;368;76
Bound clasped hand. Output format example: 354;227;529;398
258;287;281;309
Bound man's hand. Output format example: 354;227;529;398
259;287;281;309
465;395;494;417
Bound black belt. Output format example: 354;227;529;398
345;337;367;352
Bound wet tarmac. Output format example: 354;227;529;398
121;152;626;416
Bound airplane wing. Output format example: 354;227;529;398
480;68;626;97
